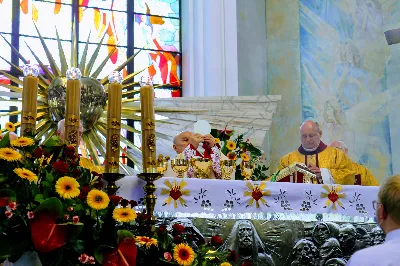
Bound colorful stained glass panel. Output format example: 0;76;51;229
0;0;12;33
134;0;179;18
20;1;72;40
134;14;180;52
0;34;11;70
79;7;127;47
134;49;180;87
18;37;72;71
78;43;127;78
79;0;127;12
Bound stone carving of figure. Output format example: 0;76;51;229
167;218;205;249
288;239;318;266
318;238;343;266
218;220;274;266
369;226;385;246
311;222;339;247
354;226;370;250
338;224;357;260
325;258;347;266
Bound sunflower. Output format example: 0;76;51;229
226;141;236;151
11;137;35;147
55;176;80;199
0;148;22;162
14;168;38;183
240;153;250;162
220;263;232;266
112;207;137;223
227;152;237;160
135;236;158;248
87;189;110;210
5;122;15;132
214;138;220;143
173;243;195;266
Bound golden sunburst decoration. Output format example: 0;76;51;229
321;184;346;210
243;181;271;208
0;24;177;172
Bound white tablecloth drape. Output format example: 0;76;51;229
117;176;379;222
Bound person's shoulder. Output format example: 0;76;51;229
348;243;400;265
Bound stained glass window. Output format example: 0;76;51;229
20;1;73;40
0;34;12;71
0;0;12;34
134;0;179;18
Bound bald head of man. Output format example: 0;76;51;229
299;120;322;150
329;140;348;155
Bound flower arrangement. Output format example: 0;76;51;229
0;123;241;266
211;126;269;181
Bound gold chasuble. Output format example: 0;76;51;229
279;142;356;185
350;162;379;186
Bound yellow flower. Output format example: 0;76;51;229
5;122;15;132
0;148;22;162
11;137;35;147
14;168;38;183
113;207;137;223
240;153;250;162
214;138;220;143
173;243;195;266
135;236;158;248
87;189;110;210
220;263;232;266
226;141;236;151
55;176;80;199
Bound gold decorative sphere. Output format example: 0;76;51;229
47;76;107;130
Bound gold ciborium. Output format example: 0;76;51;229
157;154;170;175
171;158;189;178
220;160;236;180
190;158;212;179
241;161;255;180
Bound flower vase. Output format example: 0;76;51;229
3;252;42;266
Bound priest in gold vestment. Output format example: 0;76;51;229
329;140;379;186
278;120;356;185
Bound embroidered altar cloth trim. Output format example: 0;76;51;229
121;177;378;221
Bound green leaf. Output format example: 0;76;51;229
46;170;54;182
74;203;83;211
43;135;63;147
117;230;134;243
71;240;85;254
0;174;8;183
34;197;63;218
0;132;10;148
0;189;16;203
34;194;44;203
41;180;51;188
94;245;114;264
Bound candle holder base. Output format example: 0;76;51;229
103;173;125;195
137;172;163;223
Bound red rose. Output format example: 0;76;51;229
72;168;81;178
120;199;129;207
64;145;76;159
5;210;12;219
109;195;122;205
27;211;34;219
33;147;44;158
52;160;69;174
67;207;74;212
164;252;172;261
130;200;138;207
78;186;90;200
93;180;104;189
43;151;52;157
242;261;252;266
228;249;238;261
173;235;183;244
211;235;223;246
158;225;167;234
73;216;79;223
172;223;185;233
64;214;70;220
8;201;17;211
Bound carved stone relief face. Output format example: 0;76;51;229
319;238;342;261
338;226;356;250
238;222;253;249
313;223;330;245
325;258;347;266
292;240;318;265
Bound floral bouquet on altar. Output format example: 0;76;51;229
211;126;269;181
0;122;240;266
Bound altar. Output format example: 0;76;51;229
118;177;381;265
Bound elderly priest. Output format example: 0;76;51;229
278;120;355;185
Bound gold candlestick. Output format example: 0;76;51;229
140;77;157;171
21;64;39;136
64;68;81;148
105;71;123;173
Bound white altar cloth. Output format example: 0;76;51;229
118;176;379;222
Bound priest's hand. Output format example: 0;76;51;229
308;164;321;178
190;133;204;149
203;134;216;148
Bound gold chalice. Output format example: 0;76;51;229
220;160;236;180
241;161;255;180
171;159;189;178
190;158;212;179
157;154;170;175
